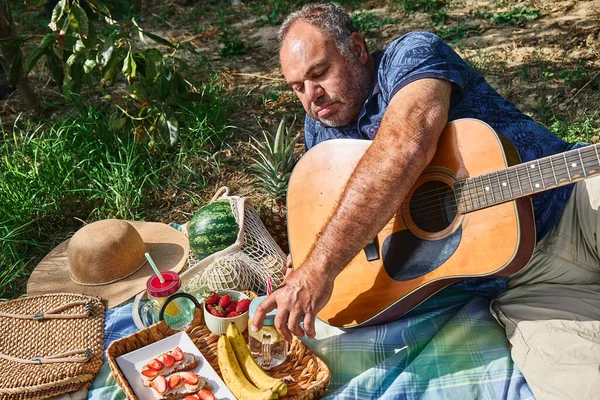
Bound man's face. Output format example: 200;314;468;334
280;21;372;127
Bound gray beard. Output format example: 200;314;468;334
318;61;372;127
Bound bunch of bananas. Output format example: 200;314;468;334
217;322;288;400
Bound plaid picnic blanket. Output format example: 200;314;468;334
89;287;534;399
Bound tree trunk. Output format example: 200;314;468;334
0;0;39;109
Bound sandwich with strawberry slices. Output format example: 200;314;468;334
150;371;213;400
141;347;199;386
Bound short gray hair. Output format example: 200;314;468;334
277;3;357;59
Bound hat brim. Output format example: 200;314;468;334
26;221;190;309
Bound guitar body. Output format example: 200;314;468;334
287;119;536;328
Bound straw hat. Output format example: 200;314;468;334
26;219;190;309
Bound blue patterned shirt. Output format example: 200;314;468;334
304;32;578;297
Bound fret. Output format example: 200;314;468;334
455;182;466;213
496;172;506;201
578;149;587;177
514;165;523;195
465;180;475;211
536;161;546;189
567;151;585;179
504;169;514;198
477;176;489;206
524;163;535;193
549;156;559;186
563;153;572;181
487;174;496;203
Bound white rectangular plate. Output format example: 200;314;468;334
116;331;235;399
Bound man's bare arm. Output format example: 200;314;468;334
306;78;452;277
252;78;452;341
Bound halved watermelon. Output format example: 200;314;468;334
188;199;239;260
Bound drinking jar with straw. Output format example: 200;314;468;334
140;253;197;329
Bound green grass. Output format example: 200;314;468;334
0;81;235;301
549;114;600;144
352;11;398;34
491;6;543;26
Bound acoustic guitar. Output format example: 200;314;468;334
287;118;599;328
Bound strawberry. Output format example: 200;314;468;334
225;300;238;313
226;311;240;318
236;299;250;313
218;294;231;308
170;347;184;361
168;374;182;389
151;375;168;394
146;358;163;371
196;388;216;400
209;306;226;318
185;396;199;400
204;291;220;306
141;368;158;378
181;371;199;385
162;353;175;368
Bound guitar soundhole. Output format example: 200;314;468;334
409;180;457;233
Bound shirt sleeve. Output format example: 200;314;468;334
378;32;476;107
304;114;317;150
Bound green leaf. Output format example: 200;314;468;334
142;31;177;48
44;49;64;89
74;39;85;53
98;43;114;67
83;59;97;73
23;47;45;75
157;113;179;147
71;3;89;38
122;48;136;83
63;53;83;94
39;33;56;49
101;50;121;85
50;0;67;26
86;0;111;17
142;48;163;85
7;52;22;86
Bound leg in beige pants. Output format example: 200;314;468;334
491;176;600;400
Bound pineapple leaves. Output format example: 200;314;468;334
250;115;301;200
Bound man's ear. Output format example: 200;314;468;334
349;32;368;64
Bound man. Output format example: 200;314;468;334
252;3;600;398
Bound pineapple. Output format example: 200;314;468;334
250;116;301;252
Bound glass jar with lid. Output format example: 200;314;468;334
140;271;196;330
248;296;289;370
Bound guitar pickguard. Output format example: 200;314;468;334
381;227;462;281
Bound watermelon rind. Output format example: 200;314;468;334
188;199;239;260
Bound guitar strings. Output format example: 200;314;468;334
405;153;599;223
403;152;599;213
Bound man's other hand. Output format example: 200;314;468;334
251;264;333;342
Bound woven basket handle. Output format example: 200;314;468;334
0;299;92;320
0;348;92;364
0;299;94;364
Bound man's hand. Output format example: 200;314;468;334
251;263;333;342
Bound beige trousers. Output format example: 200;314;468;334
491;176;600;400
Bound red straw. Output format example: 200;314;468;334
267;277;273;296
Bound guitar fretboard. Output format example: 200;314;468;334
454;144;599;213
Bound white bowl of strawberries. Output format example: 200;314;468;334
203;289;251;336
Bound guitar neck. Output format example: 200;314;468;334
455;144;600;213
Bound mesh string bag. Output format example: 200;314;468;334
180;187;287;295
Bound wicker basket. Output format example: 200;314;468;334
0;294;105;400
107;293;330;399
